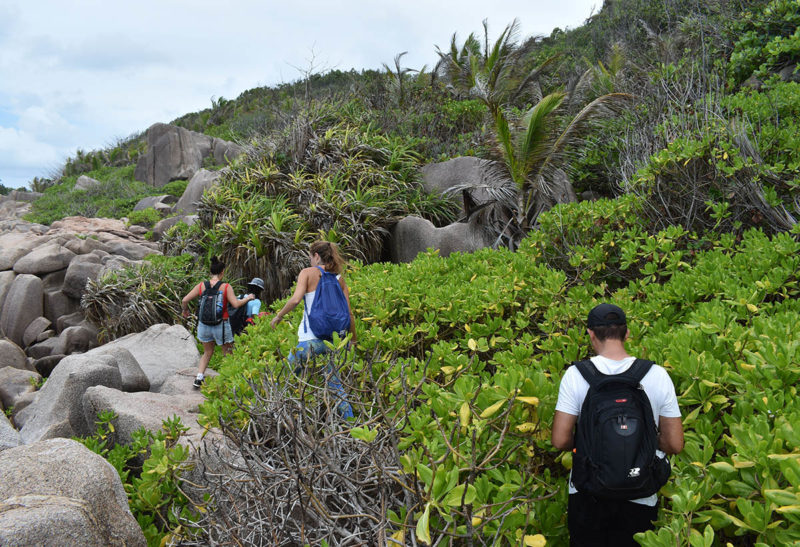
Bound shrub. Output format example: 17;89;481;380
82;254;206;341
77;411;198;547
195;199;800;544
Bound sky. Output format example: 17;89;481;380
0;0;600;189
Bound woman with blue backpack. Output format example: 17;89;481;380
181;257;256;388
270;241;356;419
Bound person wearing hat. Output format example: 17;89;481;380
551;303;684;546
243;277;265;321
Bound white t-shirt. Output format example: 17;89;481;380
555;355;681;506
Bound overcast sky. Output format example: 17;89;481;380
0;1;600;189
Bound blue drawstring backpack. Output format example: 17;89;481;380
304;266;351;341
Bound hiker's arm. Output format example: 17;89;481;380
226;284;253;309
339;277;357;344
551;410;578;451
181;283;201;318
270;270;309;328
658;416;684;454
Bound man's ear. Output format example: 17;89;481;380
625;328;631;341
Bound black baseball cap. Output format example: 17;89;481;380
587;303;627;328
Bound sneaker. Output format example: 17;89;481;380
193;377;204;389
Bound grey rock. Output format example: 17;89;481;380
151;214;198;241
83;382;206;450
63;236;110;256
133;194;177;211
0;339;27;370
134;122;241;188
13;243;76;275
63;256;104;299
35;330;55;343
0;271;15;314
41;267;67;290
25;337;60;360
51;324;99;355
6;190;42;203
0;275;43;347
0;412;20;451
33;354;65;377
56;311;86;334
22;317;52;348
0;438;146;546
390;216;493;263
9;391;36;420
16;353;122;442
103;240;157;260
779;64;800;83
175;168;225;213
0;366;39;411
97;323;199;391
43;288;81;326
73;175;102;191
0;232;46;272
84;346;150;392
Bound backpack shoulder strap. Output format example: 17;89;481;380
210;280;223;292
622;358;654;384
201;280;212;294
573;359;602;389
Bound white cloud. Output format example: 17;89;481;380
0;0;600;188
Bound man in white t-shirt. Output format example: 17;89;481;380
551;303;684;546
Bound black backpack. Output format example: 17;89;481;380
198;281;227;326
571;358;671;500
228;295;250;336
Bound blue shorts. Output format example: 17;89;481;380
197;320;233;345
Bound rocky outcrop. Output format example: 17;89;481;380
0;275;44;348
0;367;39;413
0;438;146;545
132;194;177;212
83;371;209;449
0;213;161;364
134;123;242;188
16;353;123;443
175;168;226;213
97;324;199;391
390;215;493;263
0;412;20;451
73;175;101;191
0;339;28;370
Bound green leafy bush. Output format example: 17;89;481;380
126;208;163;228
77;411;198;547
83;254;206;341
194;197;800;545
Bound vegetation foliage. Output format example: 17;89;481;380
27;0;800;545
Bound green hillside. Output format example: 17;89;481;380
29;0;800;545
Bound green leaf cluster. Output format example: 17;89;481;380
197;197;800;544
76;412;198;547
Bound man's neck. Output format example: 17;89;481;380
593;340;630;361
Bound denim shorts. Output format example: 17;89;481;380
197;320;233;345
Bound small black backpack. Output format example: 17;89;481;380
571;358;671;500
198;281;227;326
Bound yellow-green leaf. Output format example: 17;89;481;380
468;338;478;351
480;399;506;418
524;534;547;546
459;402;471;427
517;396;540;406
416;503;432;545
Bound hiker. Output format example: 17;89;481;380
551;303;684;546
181;257;256;388
229;277;266;337
270;241;356;418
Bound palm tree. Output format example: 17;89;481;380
382;52;418;107
448;90;632;249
